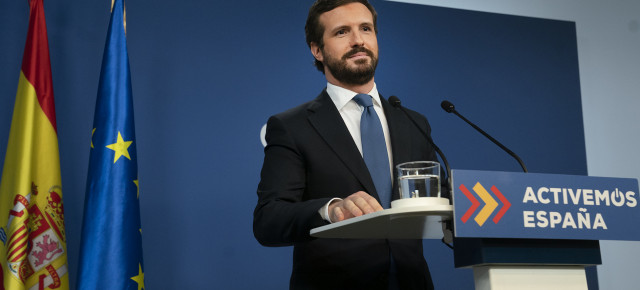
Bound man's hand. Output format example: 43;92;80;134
328;191;383;223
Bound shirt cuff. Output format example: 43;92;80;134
318;198;343;223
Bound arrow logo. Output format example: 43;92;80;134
460;184;480;224
459;182;511;226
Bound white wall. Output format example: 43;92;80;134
389;0;640;289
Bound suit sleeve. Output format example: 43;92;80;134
253;115;331;247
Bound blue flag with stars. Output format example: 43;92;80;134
77;0;145;289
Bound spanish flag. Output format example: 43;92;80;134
0;0;69;289
76;0;145;289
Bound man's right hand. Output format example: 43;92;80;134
327;191;384;223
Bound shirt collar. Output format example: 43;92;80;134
326;82;381;110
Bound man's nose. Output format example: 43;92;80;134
350;30;365;47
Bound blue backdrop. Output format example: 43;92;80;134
0;0;586;289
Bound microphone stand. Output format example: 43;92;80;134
442;101;528;173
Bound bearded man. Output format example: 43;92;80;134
254;1;439;289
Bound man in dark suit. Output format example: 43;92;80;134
253;0;439;289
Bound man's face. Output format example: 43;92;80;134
313;2;379;86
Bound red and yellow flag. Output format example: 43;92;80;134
0;0;69;289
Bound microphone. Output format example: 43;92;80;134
440;100;528;172
389;96;452;199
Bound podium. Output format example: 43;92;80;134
310;203;452;239
310;170;640;290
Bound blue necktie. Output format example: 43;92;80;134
353;94;392;208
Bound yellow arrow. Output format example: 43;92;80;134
473;182;498;226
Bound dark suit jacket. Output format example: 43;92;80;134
254;89;438;290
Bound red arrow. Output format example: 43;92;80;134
491;185;511;223
459;184;480;223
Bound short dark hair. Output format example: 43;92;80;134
305;0;378;72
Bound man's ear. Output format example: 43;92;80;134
310;42;323;62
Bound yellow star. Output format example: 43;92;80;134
130;263;145;290
134;179;139;198
91;128;96;148
105;132;132;163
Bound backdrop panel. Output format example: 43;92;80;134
0;0;585;289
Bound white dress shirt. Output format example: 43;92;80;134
319;82;394;222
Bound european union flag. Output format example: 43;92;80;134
77;0;145;289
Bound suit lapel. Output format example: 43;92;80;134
307;90;379;198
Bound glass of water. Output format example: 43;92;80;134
396;161;441;199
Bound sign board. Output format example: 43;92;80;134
452;170;640;241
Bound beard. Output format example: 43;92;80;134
323;46;378;85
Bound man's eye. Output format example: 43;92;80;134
336;29;346;35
